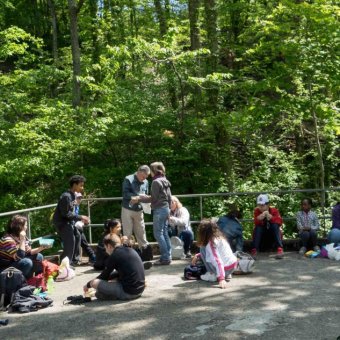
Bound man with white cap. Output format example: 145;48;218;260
251;194;284;259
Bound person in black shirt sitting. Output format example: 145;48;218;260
84;234;145;300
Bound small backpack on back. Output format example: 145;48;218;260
0;267;27;310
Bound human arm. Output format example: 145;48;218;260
269;208;283;225
58;194;83;222
191;253;201;266
30;245;50;255
310;211;320;230
169;207;190;228
296;212;304;231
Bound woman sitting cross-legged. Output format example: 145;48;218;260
168;196;194;258
191;219;237;289
84;233;145;301
0;215;48;278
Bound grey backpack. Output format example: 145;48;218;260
0;267;26;310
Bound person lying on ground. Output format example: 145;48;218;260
296;198;320;255
84;234;145;301
191;219;237;289
0;215;48;278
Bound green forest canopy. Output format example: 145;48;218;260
0;0;339;239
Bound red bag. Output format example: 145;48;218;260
42;260;59;281
27;273;47;292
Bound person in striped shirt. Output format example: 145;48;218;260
296;198;320;255
0;215;47;278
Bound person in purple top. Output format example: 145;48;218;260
327;202;340;244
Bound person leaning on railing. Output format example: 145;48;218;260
0;215;48;278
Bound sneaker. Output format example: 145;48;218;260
89;255;96;264
251;248;257;260
313;246;320;252
200;272;217;282
153;259;171;266
143;261;153;270
299;246;307;255
226;274;232;282
185;251;192;259
275;247;284;259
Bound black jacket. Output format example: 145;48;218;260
53;190;81;228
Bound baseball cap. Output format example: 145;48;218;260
257;194;269;205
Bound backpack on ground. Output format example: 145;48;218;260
234;251;255;274
184;264;207;280
0;267;27;311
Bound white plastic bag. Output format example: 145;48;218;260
56;256;75;281
170;236;184;260
326;243;340;261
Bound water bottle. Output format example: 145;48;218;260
47;275;55;293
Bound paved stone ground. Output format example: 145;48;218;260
1;252;339;340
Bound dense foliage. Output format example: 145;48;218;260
0;0;339;240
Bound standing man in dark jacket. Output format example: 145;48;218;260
121;165;153;261
53;175;89;264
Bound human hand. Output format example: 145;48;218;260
130;196;139;205
83;285;89;293
81;216;90;225
191;254;198;266
219;280;228;289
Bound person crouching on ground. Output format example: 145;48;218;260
296;198;320;255
251;194;284;259
168;196;194;258
84;233;145;300
0;215;48;278
191;219;237;289
217;208;244;252
93;219;122;270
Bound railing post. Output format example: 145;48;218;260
200;195;203;220
27;212;31;240
87;200;92;244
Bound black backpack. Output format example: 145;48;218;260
0;267;27;310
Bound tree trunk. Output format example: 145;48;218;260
203;0;218;72
188;0;201;50
68;0;82;108
154;0;167;37
309;80;326;235
47;0;58;64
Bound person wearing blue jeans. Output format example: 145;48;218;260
132;162;172;265
0;215;46;279
217;209;243;252
168;196;194;258
153;207;172;262
328;202;340;244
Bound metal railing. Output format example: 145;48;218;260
0;187;339;243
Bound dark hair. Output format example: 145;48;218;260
103;233;121;248
197;219;223;247
69;175;86;187
227;210;241;219
103;219;121;234
7;215;27;237
301;198;313;206
150;162;165;176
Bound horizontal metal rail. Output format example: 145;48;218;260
1;187;338;242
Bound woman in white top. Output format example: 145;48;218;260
168;196;193;258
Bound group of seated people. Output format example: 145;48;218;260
0;195;339;299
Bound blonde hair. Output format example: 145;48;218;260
150;162;166;176
171;196;183;209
